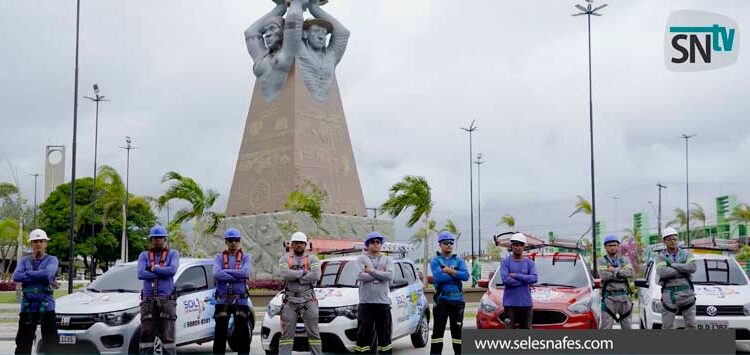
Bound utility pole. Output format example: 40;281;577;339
84;83;109;248
612;195;620;234
30;173;40;229
657;183;667;239
68;0;82;294
119;137;136;263
474;153;485;257
460;120;478;258
681;134;696;245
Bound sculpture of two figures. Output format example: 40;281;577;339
245;0;349;102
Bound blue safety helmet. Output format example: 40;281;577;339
224;228;241;239
437;231;455;243
149;225;168;238
603;234;620;245
364;232;384;246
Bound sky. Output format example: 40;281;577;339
1;0;749;254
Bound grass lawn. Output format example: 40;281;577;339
0;290;70;304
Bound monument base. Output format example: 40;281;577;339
200;212;394;279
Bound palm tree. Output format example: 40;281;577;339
380;175;433;286
690;203;706;238
569;195;593;237
496;214;516;229
410;219;437;248
442;219;461;240
729;204;750;224
668;208;688;241
158;172;224;257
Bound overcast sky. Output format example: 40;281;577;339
2;0;749;252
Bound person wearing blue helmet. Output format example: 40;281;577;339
137;225;180;355
430;231;469;354
596;234;635;329
213;228;253;355
354;232;394;354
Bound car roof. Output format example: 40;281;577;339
118;257;213;269
322;255;412;263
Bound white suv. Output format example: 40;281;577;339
40;258;255;354
261;256;430;354
635;251;750;352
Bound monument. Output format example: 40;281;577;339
44;145;65;200
219;0;392;278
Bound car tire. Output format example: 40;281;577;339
227;314;255;352
411;311;430;348
128;327;141;354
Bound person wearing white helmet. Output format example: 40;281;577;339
657;227;697;329
276;232;322;355
596;235;635;329
500;233;537;329
12;229;59;354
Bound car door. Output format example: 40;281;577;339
401;262;423;333
639;261;654;327
389;262;410;338
174;265;214;344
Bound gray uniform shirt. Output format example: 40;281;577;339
356;253;394;305
277;254;321;303
597;254;635;301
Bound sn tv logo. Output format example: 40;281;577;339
665;10;740;71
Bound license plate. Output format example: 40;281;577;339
696;321;729;330
58;335;76;344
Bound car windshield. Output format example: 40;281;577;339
691;258;748;286
317;260;360;288
492;256;590;289
87;264;142;293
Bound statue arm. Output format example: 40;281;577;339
309;2;350;64
275;0;304;70
244;3;288;62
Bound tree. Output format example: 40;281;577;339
158;172;224;257
667;208;688;241
690;203;706;238
729;204;750;224
167;224;190;256
737;245;750;262
380;175;433;286
569;195;593;238
0;218;21;277
442;219;461;241
621;228;645;275
284;180;328;235
410;219;437;248
496;214;516;229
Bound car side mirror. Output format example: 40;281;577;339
593;278;602;289
634;278;649;288
391;279;408;289
478;279;489;288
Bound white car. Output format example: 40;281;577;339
39;258;255;354
635;251;750;352
261;256;430;354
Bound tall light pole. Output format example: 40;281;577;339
119;137;136;263
573;0;607;274
84;84;109;245
68;0;82;294
29;173;41;229
657;183;667;239
612;195;620;234
681;134;696;245
460;120;478;258
474;153;485;258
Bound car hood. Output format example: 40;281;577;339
489;286;589;306
694;285;750;306
56;291;141;314
269;287;360;308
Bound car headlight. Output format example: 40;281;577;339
479;296;498;314
267;304;281;318
744;302;750;316
568;296;592;314
334;305;358;320
651;299;663;314
98;307;139;326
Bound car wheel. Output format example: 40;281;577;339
411;311;430;348
228;314;255;352
128;328;141;354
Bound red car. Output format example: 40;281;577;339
476;250;601;329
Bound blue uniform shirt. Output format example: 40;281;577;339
137;249;180;297
213;251;252;305
13;254;58;311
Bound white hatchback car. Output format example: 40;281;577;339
39;258;255;354
261;256;430;354
635;251;750;352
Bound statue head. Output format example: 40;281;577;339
303;19;333;50
263;16;285;51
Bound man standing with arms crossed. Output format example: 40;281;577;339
597;235;635;329
657;227;697;329
277;232;322;355
137;225;180;355
500;233;537;329
354;232;394;354
430;231;469;355
213;228;252;355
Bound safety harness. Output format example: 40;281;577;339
434;253;463;304
147;248;169;297
20;256;54;325
600;255;633;322
215;250;249;318
281;254;316;318
659;249;695;314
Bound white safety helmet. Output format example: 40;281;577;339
290;232;308;244
29;229;50;242
662;227;679;239
509;233;527;245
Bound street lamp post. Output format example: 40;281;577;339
460;120;478;258
612;195;620;234
474;153;485;258
68;0;82;294
657;183;667;238
29;173;40;229
681;134;696;245
572;0;607;274
84;84;109;247
119;137;136;263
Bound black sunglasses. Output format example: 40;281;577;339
226;239;241;243
440;241;454;246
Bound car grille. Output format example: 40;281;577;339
296;308;338;324
532;311;568;325
737;329;750;340
697;305;746;316
56;314;97;330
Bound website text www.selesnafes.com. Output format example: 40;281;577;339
474;336;613;351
